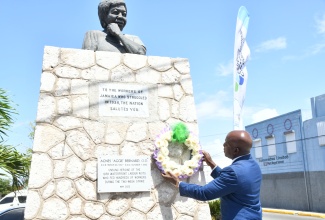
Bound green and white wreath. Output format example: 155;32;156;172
153;123;204;179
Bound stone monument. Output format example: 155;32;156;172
25;1;211;219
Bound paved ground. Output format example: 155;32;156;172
263;208;325;219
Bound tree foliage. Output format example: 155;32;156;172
209;199;221;220
28;121;35;141
0;88;30;191
0;145;31;191
0;178;11;198
0;88;17;141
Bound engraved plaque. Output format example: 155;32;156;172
98;83;149;117
98;156;151;193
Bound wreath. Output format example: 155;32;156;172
153;123;204;179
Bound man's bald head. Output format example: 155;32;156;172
223;130;253;159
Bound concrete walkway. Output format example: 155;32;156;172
263;208;325;219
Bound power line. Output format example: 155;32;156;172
200;134;325;149
253;134;325;149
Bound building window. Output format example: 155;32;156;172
317;121;325;146
266;136;276;156
253;139;262;158
284;130;296;153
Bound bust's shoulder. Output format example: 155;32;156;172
84;30;106;37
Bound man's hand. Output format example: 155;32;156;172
107;23;122;36
202;150;216;169
161;172;180;188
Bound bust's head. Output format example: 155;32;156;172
98;0;127;31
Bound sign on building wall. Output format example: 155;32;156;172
246;110;304;174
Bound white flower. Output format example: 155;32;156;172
185;168;194;176
164;168;173;174
190;143;200;151
183;160;191;167
185;136;199;150
187;160;199;168
180;165;189;173
157;153;166;162
184;138;192;147
190;142;197;146
193;154;203;161
168;161;179;170
179;164;194;176
163;131;172;141
161;159;170;169
172;169;181;177
160;147;169;156
155;138;169;149
155;139;162;148
184;159;199;169
162;139;169;148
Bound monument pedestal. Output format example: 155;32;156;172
25;46;211;219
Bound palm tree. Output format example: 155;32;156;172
0;145;31;190
0;88;30;190
0;88;17;141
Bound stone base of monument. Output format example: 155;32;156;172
25;46;211;220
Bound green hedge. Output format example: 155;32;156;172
209;199;221;220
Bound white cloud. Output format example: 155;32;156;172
282;42;325;61
251;108;279;123
202;138;224;155
282;54;303;61
12;120;31;129
255;37;287;53
196;91;232;120
309;43;325;55
284;14;325;60
216;60;233;76
315;13;325;35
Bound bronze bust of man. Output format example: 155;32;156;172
82;0;146;55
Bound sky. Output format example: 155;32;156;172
1;1;325;168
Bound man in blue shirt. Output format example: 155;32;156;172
162;130;262;220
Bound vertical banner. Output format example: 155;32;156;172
233;6;250;130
